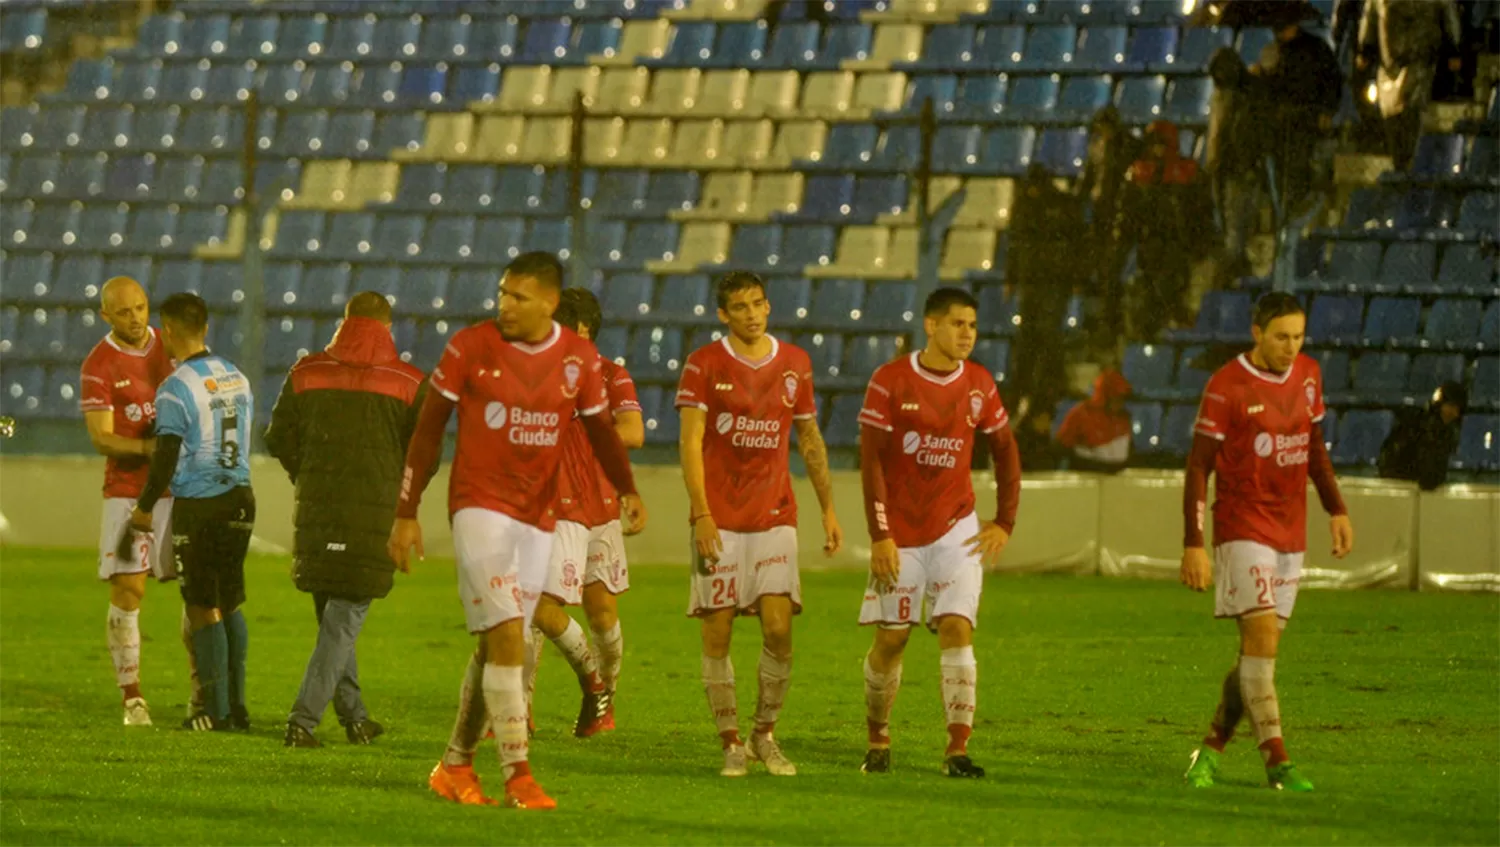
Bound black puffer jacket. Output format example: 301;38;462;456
264;317;426;601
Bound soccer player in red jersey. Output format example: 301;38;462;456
676;271;843;777
80;277;198;727
387;253;646;810
1180;292;1354;792
856;287;1022;778
525;288;644;737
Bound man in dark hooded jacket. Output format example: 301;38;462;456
1378;381;1467;490
266;291;427;747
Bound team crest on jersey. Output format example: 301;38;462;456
561;356;584;398
1303;378;1317;416
965;390;985;426
781;371;799;407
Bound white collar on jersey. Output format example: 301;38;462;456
719;333;779;369
1235;353;1293;385
103;326;158;358
511;321;561;355
909;351;965;386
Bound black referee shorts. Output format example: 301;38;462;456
172;486;256;611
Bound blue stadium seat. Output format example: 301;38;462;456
425;215;477;263
409;320;455;371
761;21;820;68
1480;300;1499;351
1457;191;1498;236
262;261;301;312
980;127;1036;174
1340;186;1394;232
1;106;36;150
1017;25;1076;69
154;60;208;105
1035;128;1087;176
782;225;837;267
8;252;55;301
639;172;700;217
593;170;650;217
909;25;976;71
573;20;624;59
1408;352;1465;401
399;65;448;107
787;174;854;223
466;217;524;264
1126;401;1164;454
810;279;864;328
182;14;231;58
601;272;655;321
1056;74;1112;119
132;15;183;58
76;205;127;251
1115;75;1165;122
77;107;131;152
1422;298;1484;351
1378;242;1436;294
298;263;352;315
627;326;685;380
176;206;232;252
270;110;329;157
1072;25;1126;69
254;159;302;201
1174;26;1232;68
617;221;678;266
199;262;243;307
177;107;233;154
2;364;46;418
1174;346;1212;398
861;281;916;330
126;106;180;154
372;114;425;156
276;14;326;59
104;156;154;201
1122;343;1174;397
1454;414;1500;471
652;273;714;323
153;258;202;300
0;306;20;361
469;17;521;60
849;175;907;219
896;75;957;115
265;316;318;369
1351;351;1409;401
1004;75;1059;121
1434;244;1495;296
970;338;1009;383
816;23;874;68
228;15;279;59
319;212;374;259
797;331;844;381
813;124;878;170
10;156;58;199
1305;294;1363;345
397;267;449;317
933;125;983;171
518;18;573;63
953;75;1006;117
1330;409;1393;467
728;224;784;270
1362;297;1422;347
494;166;547;211
351;265;402;307
1471;356;1500;410
651;22;716;67
1465;135;1498;183
1125;26;1177;70
528;217;574;258
1307;240;1382;291
32;105;85;151
0;7;46;55
595;325;630;363
823;393;864;448
448;268;499;317
350;64;403;109
1390;187;1461;233
1410;133;1465;180
205;63;255;104
304;63;354;107
24;203;79;250
766;276;812;326
111;60;163;104
391;163;447;210
971;25;1025;69
371;16;423;61
450;64;501;105
1160;403;1198;456
843;335;899;385
418;16;470;60
975;283;1017;334
1162;76;1212;124
54;154;105;199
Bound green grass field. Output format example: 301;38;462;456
1;549;1496;846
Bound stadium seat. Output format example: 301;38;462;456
1115;75;1165;122
810;279;865;328
1378;242;1437;295
1073;25;1126;69
1017;25;1076;69
1422;298;1484;351
842;335;899;385
1407;352;1466;401
1471;356;1500;410
199;262;244;307
1310;348;1351;397
1434;244;1495;296
766;276;812;326
1410;133;1466;180
265;316;317;370
861;281;916;330
1454;414;1499;471
1330;409;1393;467
1125;26;1178;69
1465;135;1498;183
627;326;685;380
823;393;864;448
601;272;656;322
298;263;352;315
970;25;1025;69
979;127;1036;174
1035;128;1087;176
1126;401;1164;454
1308;240;1382;292
1162;76;1211;124
9;252;56;302
1307;295;1366;347
1056;74;1112;119
2;365;46;419
54;155;105;199
798;331;845;381
1004;75;1059;121
1352;351;1410;402
1122;343;1174;398
970;338;1009;383
1481;300;1499;351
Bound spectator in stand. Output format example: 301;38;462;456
1007;164;1086;417
1013;406;1066;472
1076;106;1136;339
1054;370;1134;474
1255;14;1343;216
1206;46;1266;285
1378;381;1467;490
1358;0;1464;170
1117;121;1210;341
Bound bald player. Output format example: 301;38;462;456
80;277;197;726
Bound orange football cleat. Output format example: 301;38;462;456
429;762;499;806
504;773;557;810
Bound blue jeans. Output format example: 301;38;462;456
288;593;370;731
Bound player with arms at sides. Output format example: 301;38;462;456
676;271;843;778
856;287;1021;778
126;293;257;732
388;253;646;810
1180;292;1353;792
525;288;644;736
80;276;198;727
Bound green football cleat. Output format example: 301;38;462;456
1267;762;1314;792
1184;747;1220;788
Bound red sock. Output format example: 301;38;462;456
867;719;890;748
946;723;972;757
505;761;532;782
753;722;774;737
1202;722;1232;753
1259;738;1289;767
122;682;142;701
719;729;742;749
585;672;606;695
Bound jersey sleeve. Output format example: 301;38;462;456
792;351;817;420
153;377;193;439
429;330;470;403
857;370;894;432
608;364;641;414
576;348;609;417
977;373;1009;434
1194;373;1233;441
79;352;113;413
675;350;709;410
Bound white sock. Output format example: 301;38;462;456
443;653;488;768
753;647;792;735
551;619;601;692
1239;655;1285;763
701;654;740;746
522;626;543;716
593;621;623;692
107;605;140;691
482;664;528;780
940;646;977;755
863;652;902;745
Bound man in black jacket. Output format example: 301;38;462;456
266;291;427;747
1378;381;1467;490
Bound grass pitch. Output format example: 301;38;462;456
1;549;1496;846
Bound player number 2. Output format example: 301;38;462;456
711;578;737;606
1255;576;1271;606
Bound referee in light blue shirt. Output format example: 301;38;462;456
125;293;256;732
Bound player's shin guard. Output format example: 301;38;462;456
1204;662;1244;753
593;621;623;692
107;605;142;700
551;619;603;693
223;609;248;716
701;654;740;748
863;653;902;747
481;664;529;781
190;622;230;721
940;646;977;757
1239;656;1287;766
443;653;487;768
753;647;791;736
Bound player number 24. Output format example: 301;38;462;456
711;578;738;606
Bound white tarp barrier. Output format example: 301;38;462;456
1418;485;1500;592
978;472;1099;574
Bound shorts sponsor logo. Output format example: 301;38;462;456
753;554;787;572
719;414;782;449
903;432;965;467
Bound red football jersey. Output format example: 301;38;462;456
554;359;641;528
78;329;174;498
431;321;609;531
1194;353;1326;554
675;336;817;534
858;353;1010;548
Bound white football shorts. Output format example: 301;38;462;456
543;519;629;606
1213;540;1304;621
859;511;983;629
98;497;174;582
687;525;801;617
453;508;553;634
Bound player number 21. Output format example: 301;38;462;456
711;578;738;606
